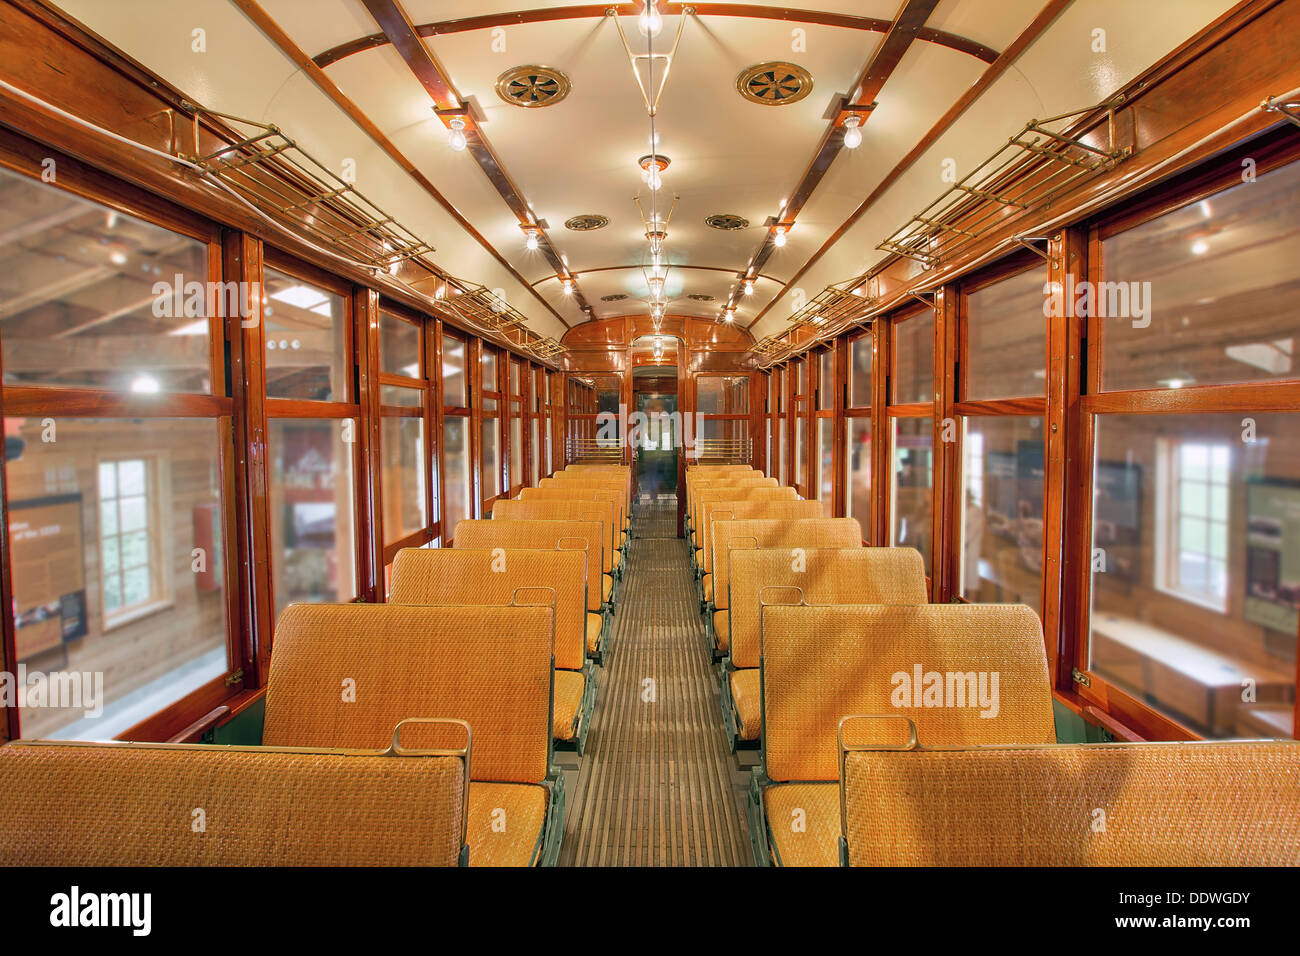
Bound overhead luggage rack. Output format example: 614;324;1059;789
440;281;567;359
567;438;623;463
752;283;875;368
688;438;752;464
876;98;1133;268
176;105;437;274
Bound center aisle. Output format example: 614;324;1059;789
559;496;752;866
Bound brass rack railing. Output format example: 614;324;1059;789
875;98;1132;268
752;283;876;369
686;438;752;464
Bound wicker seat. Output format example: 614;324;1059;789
493;500;615;584
389;547;595;752
838;730;1300;866
263;602;563;867
523;486;625;561
753;603;1054;867
454;519;609;662
0;733;470;866
696;487;798;580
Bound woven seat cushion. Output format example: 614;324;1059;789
553;669;585;740
763;782;840;867
586;612;603;654
713;610;729;653
703;573;712;603
602;574;613;601
613;549;621;569
620;531;627;547
730;668;760;740
468;782;548;866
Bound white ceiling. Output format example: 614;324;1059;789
50;0;1243;341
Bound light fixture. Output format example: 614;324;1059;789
637;1;662;37
651;303;664;319
562;278;573;295
448;117;467;151
647;276;665;299
130;374;160;394
639;154;669;192
526;232;539;251
724;308;735;322
744;279;755;296
773;226;787;248
842;114;863;149
109;251;128;266
1191;239;1209;255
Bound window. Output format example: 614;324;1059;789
891;417;933;575
263;267;348;401
98;458;164;623
893;311;934;404
442;416;473;542
965;267;1048;401
846;417;872;534
1100;159;1300;393
480;345;503;504
1158;440;1230;610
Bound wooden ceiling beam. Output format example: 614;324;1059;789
360;0;592;319
312;3;998;69
230;0;572;330
724;0;940;317
745;0;1073;330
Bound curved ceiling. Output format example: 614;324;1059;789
54;0;1240;343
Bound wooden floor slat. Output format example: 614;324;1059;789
560;497;750;866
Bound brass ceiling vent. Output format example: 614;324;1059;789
687;293;715;302
601;293;630;301
496;66;572;108
705;213;749;231
736;62;813;106
565;214;610;231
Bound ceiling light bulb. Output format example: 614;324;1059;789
744;280;755;296
637;1;662;36
1191;239;1209;255
448;118;467;151
130;374;160;394
843;115;863;149
562;278;573;295
724;308;735;322
526;233;539;251
773;227;787;248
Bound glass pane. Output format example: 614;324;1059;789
846;416;872;536
442;334;467;407
530;419;540;485
698;376;749;414
849;335;873;407
4;417;230;740
381;416;427;543
509;361;521;397
1089;412;1298;739
893;311;934;404
891;417;933;575
510;416;523;488
795;360;806;396
817;418;834;514
1101;160;1300;392
818;351;834;411
959;416;1045;613
0;168;214;393
778;368;786;412
531;369;541;413
380;384;422;408
481;349;498;393
442;415;473;542
268;418;357;618
379;312;420;378
481;417;501;499
263;268;347;402
544;418;553;476
966;268;1048;400
795;414;807;487
777;423;787;484
766;418;773;478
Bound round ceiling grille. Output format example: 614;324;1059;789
705;213;750;231
687;293;716;302
600;293;630;302
496;66;572;108
565;214;609;231
736;62;813;106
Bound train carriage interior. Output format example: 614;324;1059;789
0;0;1298;924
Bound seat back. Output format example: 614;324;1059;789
688;475;773;523
389;547;586;671
454;519;602;613
492;500;611;573
558;465;631;503
0;732;470;866
838;733;1300;866
698;487;798;571
545;473;629;513
761;603;1054;783
727;547;927;669
524;485;624;541
712;516;861;609
264;603;554;784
